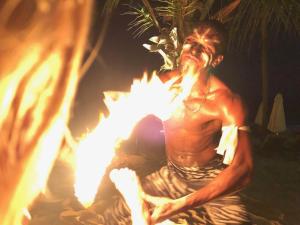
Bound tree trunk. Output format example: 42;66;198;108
261;18;269;127
141;0;161;32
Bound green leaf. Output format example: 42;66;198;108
123;4;156;38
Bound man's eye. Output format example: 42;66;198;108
202;47;213;55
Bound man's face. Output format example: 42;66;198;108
179;27;222;72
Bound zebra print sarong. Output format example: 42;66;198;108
103;156;252;225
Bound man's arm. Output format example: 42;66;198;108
184;92;253;205
184;128;253;208
149;92;253;223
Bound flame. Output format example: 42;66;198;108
74;69;198;207
0;1;93;224
110;168;188;225
110;168;147;225
22;208;31;225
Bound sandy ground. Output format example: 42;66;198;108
241;129;300;225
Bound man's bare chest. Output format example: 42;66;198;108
166;95;220;128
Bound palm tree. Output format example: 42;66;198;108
227;0;300;127
101;0;241;70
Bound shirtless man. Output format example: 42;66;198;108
103;21;253;225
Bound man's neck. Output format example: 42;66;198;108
183;68;211;97
178;65;211;92
179;64;210;77
198;69;210;84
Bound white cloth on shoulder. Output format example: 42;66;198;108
215;125;250;165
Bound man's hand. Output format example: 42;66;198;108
142;194;186;224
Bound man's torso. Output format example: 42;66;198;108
163;74;232;167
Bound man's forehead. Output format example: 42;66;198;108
188;27;220;46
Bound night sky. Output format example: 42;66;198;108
69;4;300;137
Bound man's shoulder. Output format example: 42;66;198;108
210;76;246;125
209;75;240;101
209;75;230;92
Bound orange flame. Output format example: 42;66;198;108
110;168;147;225
110;168;188;225
74;69;198;208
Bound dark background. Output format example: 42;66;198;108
69;5;300;137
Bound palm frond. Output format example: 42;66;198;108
155;0;203;43
155;0;183;41
156;0;202;20
228;0;300;51
123;4;156;38
155;0;177;22
102;0;122;16
210;0;240;23
199;0;215;21
271;0;300;37
183;0;203;18
141;0;161;31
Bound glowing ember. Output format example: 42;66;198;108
74;69;198;208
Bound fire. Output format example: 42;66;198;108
110;168;188;225
110;168;147;225
74;69;198;208
0;1;92;224
22;208;31;225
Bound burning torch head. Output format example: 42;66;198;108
179;21;226;73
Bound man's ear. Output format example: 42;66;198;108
211;55;224;67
